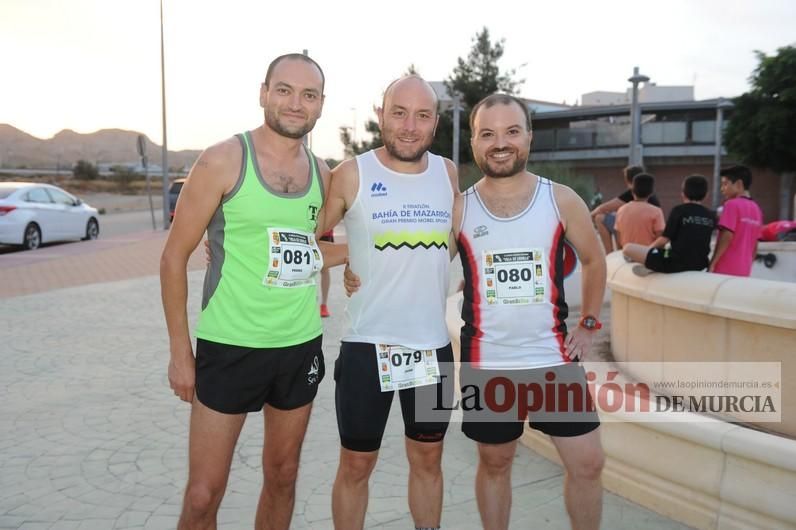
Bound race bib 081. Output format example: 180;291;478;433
264;227;323;288
483;248;546;305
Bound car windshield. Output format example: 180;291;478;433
169;182;184;194
0;186;21;199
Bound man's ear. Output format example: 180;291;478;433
259;83;268;108
375;106;384;132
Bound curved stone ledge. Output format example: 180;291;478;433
606;252;795;438
522;407;796;530
446;282;796;530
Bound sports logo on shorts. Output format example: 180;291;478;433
307;355;320;385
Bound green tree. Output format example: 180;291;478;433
432;27;523;163
72;160;99;180
725;46;796;217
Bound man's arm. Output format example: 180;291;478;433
160;140;238;402
555;184;607;360
444;158;462;260
316;158;358;268
653;208;666;238
650;236;670;249
709;202;737;272
591;197;625;217
709;229;734;272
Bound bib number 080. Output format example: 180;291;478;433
497;267;532;283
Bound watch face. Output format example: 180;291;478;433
583;317;597;329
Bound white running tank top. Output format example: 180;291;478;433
343;150;453;349
457;176;571;369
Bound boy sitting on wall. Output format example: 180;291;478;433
623;174;716;274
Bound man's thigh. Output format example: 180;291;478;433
334;342;394;452
187;398;247;487
398;343;454;444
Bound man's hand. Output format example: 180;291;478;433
565;326;596;361
343;262;361;297
168;342;196;403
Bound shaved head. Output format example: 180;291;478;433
382;75;439;115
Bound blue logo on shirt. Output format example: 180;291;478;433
371;182;388;197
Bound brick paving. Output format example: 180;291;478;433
0;234;691;529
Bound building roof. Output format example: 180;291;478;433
531;98;733;121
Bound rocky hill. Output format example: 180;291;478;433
0;124;201;170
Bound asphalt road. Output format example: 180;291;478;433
0;208;166;255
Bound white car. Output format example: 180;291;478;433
0;182;100;250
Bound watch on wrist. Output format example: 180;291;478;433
579;315;602;331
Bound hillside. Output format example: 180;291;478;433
0;125;200;170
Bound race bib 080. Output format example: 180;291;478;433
263;227;323;288
483;248;546;305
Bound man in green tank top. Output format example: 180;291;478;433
160;53;346;530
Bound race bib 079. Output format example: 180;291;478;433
263;227;323;288
376;344;440;392
483;248;546;305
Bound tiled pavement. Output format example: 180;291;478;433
0;233;692;529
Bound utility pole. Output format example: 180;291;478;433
452;94;461;168
711;98;733;210
160;0;170;229
628;66;649;166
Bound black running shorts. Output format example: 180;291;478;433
195;335;324;414
334;341;454;452
460;361;600;444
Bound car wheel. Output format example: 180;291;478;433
23;223;41;250
83;218;99;240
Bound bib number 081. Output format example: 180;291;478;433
282;249;311;265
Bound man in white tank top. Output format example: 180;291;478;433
318;75;459;530
456;94;607;530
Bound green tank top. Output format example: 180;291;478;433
195;131;324;348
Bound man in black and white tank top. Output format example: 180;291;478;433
455;95;607;530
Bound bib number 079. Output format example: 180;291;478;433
391;350;422;367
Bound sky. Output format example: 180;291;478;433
1;0;794;161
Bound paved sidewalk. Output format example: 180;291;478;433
0;236;691;529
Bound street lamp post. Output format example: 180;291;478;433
712;98;734;210
452;93;461;168
160;0;170;230
628;66;649;166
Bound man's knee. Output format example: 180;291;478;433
338;450;378;484
265;459;300;491
407;442;443;476
478;447;514;476
184;482;223;515
570;447;605;482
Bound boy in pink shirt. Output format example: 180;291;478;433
615;173;665;248
709;165;763;276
